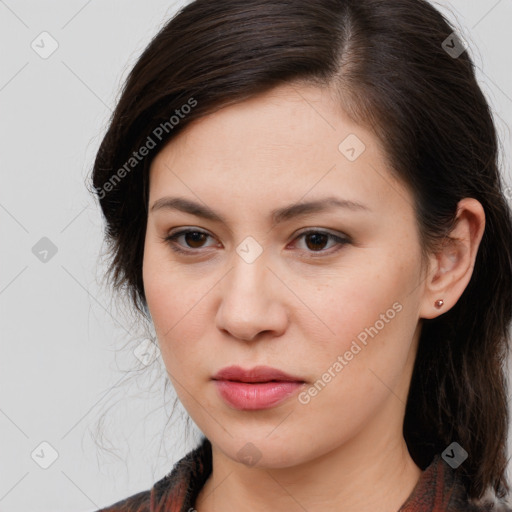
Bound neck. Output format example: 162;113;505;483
195;424;422;512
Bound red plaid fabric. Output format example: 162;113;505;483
97;437;509;512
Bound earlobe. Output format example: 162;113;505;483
419;198;485;320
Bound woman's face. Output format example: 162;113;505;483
143;83;428;468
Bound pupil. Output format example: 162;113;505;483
186;232;206;248
306;233;327;251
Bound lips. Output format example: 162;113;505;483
211;365;306;410
212;365;305;383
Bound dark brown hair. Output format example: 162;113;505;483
89;0;512;501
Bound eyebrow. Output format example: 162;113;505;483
150;195;371;225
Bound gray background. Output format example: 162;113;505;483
1;1;511;511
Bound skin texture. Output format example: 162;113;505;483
142;83;485;512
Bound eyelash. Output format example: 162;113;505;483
162;228;350;258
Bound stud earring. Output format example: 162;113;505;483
434;299;444;309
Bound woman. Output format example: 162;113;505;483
90;0;512;510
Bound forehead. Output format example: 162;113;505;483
148;83;410;218
153;84;368;161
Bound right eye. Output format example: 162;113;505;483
163;228;218;254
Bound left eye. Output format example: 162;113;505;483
163;229;349;256
293;230;349;254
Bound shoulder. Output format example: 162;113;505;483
93;489;151;512
456;498;512;512
466;490;512;512
400;455;512;512
464;501;512;512
92;437;212;512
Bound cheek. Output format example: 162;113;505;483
295;294;417;437
143;232;197;324
145;280;204;354
302;257;414;345
298;250;420;394
142;248;225;386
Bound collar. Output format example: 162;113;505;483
147;438;485;512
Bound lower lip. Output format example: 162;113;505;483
213;380;305;410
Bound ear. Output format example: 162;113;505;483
419;198;486;320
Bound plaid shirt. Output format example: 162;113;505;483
97;438;509;512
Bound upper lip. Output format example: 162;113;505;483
212;365;304;383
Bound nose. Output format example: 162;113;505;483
215;253;289;342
